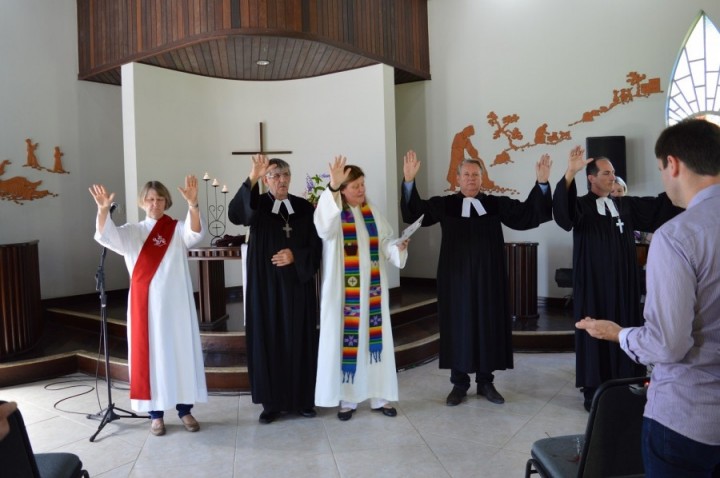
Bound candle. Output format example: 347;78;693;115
221;184;228;193
212;178;219;187
203;172;210;180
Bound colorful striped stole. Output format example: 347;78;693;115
341;203;382;383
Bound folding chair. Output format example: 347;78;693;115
525;376;648;478
0;400;90;478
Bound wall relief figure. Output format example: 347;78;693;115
1;158;59;204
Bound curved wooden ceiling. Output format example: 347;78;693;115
77;0;430;85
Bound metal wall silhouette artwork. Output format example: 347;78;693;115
22;138;70;174
0;159;58;204
447;71;663;194
1;138;68;204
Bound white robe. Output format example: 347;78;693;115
94;213;208;412
313;189;407;407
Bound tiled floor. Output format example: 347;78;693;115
2;352;588;477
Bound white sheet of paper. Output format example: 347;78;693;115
393;214;424;246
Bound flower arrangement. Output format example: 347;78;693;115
304;172;330;207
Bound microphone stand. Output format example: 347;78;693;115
88;207;149;442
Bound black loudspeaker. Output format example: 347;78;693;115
586;136;627;185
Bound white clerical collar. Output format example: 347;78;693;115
271;198;294;215
462;197;486;218
596;196;619;217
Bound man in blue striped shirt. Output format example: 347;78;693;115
576;118;720;477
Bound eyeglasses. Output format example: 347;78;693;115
266;172;291;179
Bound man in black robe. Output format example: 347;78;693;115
401;150;553;406
228;155;322;423
553;145;681;411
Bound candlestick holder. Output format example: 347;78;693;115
202;173;228;245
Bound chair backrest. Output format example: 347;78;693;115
0;400;43;477
578;376;649;478
0;400;88;478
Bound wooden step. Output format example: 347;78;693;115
0;290;441;390
1;282;574;390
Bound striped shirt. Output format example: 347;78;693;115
620;183;720;445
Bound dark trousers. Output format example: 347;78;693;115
450;369;494;392
642;417;720;478
149;404;193;420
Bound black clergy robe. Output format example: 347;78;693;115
401;182;552;374
228;179;322;412
552;178;682;389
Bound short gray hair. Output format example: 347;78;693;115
457;159;484;175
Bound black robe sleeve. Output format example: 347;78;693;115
400;181;445;227
624;193;683;232
552;177;577;231
287;198;322;284
227;178;259;226
497;182;553;230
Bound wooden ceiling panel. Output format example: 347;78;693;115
77;0;430;85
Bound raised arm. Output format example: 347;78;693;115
177;174;201;233
535;153;552;183
88;184;115;233
403;150;421;183
248;154;271;188
563;145;593;188
328;155;350;191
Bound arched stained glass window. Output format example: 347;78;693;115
667;12;720;126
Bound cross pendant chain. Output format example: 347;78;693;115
282;221;292;238
616;217;625;234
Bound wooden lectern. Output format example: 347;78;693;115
188;246;242;331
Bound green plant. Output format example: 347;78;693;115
304;173;330;206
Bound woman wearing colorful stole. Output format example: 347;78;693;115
314;156;409;421
89;176;208;437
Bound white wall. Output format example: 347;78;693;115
0;0;125;298
396;0;720;297
122;62;400;288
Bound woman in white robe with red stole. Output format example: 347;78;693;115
314;157;409;421
89;176;208;436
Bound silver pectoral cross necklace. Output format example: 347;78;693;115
616;217;624;234
278;211;292;238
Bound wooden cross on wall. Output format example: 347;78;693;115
232;122;292;156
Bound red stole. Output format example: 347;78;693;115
129;214;177;400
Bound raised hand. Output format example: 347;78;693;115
566;145;593;178
329;155;349;190
178;175;199;206
249;154;271;183
88;184;115;210
403;150;421;182
535;153;552;183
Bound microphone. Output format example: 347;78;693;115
109;202;118;214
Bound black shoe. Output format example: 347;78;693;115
582;387;596;412
446;387;467;406
259;410;279;424
371;406;397;417
337;408;355;421
477;382;505;404
298;408;317;418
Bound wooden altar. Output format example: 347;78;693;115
1;240;42;360
188;246;242;331
504;242;539;321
